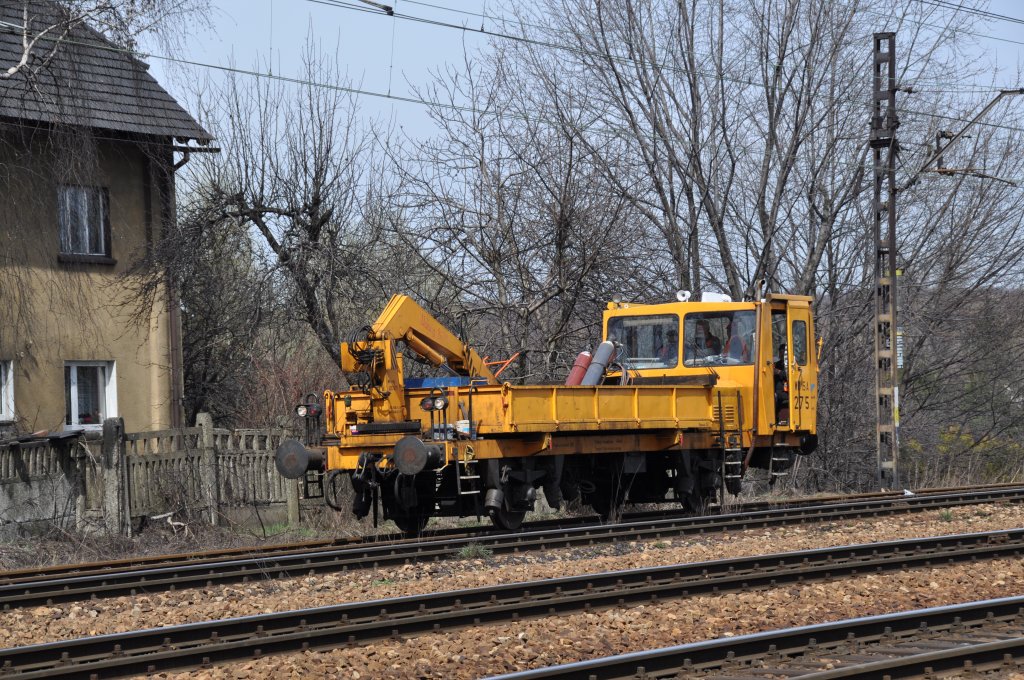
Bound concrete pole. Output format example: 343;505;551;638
101;418;127;536
196;412;220;526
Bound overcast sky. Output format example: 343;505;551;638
145;0;1024;143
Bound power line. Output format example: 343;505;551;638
300;0;1024;137
304;0;1022;100
7;11;1024;148
916;0;1024;27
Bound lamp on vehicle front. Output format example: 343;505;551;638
295;395;322;419
432;396;448;411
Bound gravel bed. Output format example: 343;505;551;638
161;558;1024;679
0;503;1021;654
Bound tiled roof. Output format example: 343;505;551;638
0;0;210;142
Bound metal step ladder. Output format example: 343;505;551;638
768;446;793;486
717;391;746;497
455;444;481;497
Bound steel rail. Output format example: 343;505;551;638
4;481;1016;589
2;528;1023;679
2;485;1023;610
1;483;1015;586
487;596;1024;679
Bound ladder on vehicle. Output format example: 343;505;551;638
455;444;481;496
768;446;793;486
717;391;745;497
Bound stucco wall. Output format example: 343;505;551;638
0;129;176;433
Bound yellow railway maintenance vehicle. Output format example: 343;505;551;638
275;290;819;533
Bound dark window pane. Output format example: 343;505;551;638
88;190;104;254
64;365;72;425
58;186;107;255
771;311;787;362
76;365;104;424
606;314;680;368
793;320;808;365
683;311;755;366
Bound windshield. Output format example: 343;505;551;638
606;314;680;369
683;310;756;367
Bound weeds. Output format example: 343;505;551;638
939;509;955;522
457;543;494;559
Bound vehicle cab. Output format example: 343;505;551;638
602;291;818;440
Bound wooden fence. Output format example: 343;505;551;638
0;414;299;535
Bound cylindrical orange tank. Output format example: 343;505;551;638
565;351;593;385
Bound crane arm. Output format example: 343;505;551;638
370;295;498;384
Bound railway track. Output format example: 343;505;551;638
2;482;1013;586
2;484;1022;610
3;528;1023;679
489;595;1024;679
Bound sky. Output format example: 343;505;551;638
146;0;491;141
143;0;1024;144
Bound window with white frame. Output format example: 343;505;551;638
0;360;13;422
64;361;116;428
58;185;110;256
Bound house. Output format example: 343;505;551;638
0;1;211;434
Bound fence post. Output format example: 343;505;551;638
71;439;88;532
196;412;220;526
101;418;129;536
286;478;300;527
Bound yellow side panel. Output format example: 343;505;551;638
508;387;558;428
595;389;637;428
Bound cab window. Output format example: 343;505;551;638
606;314;679;368
683;311;755;366
771;310;787;363
793;319;808;365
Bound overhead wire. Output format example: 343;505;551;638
317;0;1024;91
4;7;1023;151
299;0;1024;137
916;0;1024;27
303;0;1022;101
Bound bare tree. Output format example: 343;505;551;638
477;0;1024;488
1;0;210;80
170;47;403;364
381;49;654;381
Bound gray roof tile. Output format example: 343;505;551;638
0;0;210;141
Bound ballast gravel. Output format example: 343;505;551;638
158;557;1024;679
0;502;1022;674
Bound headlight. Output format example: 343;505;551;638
419;396;435;412
296;404;308;417
433;396;448;410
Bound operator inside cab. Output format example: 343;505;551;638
604;306;757;377
606;314;681;370
682;311;754;366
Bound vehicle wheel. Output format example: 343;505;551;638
589;489;625;522
392;512;429;537
679;489;711;514
490;507;526;531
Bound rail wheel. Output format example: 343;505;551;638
679;488;715;514
490;506;526;531
588;477;626;521
392;512;429;537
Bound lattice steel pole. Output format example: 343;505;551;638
869;32;900;489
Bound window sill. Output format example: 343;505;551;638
58;253;116;266
63;424;103;432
